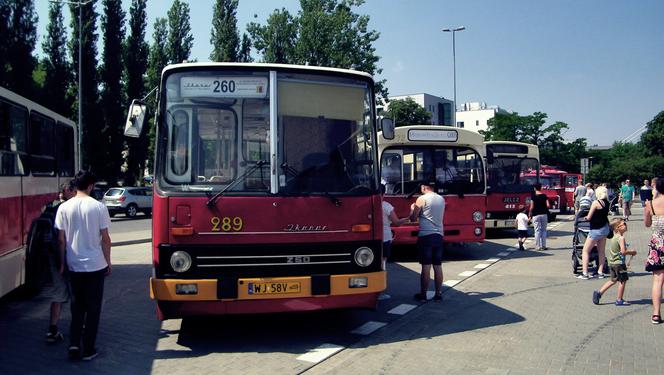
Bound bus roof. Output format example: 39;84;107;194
0;85;75;128
162;62;374;81
378;125;485;149
485;140;539;158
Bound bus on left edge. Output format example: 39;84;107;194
0;86;77;298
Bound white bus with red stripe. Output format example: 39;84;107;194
0;86;77;298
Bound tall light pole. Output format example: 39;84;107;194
442;26;465;127
50;0;96;169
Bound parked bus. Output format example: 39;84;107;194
378;125;486;245
0;86;77;298
523;165;581;218
125;63;390;319
484;141;539;230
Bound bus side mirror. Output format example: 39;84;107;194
381;118;395;140
124;99;147;138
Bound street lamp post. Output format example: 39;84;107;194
49;0;96;169
442;26;465;127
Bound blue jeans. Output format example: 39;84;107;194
532;214;548;249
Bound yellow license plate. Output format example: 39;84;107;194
248;281;301;295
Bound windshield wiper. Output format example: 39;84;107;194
206;160;268;207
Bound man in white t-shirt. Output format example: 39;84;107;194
55;170;111;361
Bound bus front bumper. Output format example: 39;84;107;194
150;271;386;318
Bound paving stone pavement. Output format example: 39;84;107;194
2;205;661;374
306;205;664;375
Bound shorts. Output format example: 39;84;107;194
47;251;70;303
589;224;609;240
417;234;443;265
574;200;581;210
382;240;392;259
517;230;529;238
622;200;632;215
609;264;629;282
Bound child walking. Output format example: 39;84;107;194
516;207;529;251
593;218;636;305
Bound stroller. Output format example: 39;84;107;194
571;206;607;274
608;195;621;216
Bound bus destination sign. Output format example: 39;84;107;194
180;77;268;98
407;129;458;142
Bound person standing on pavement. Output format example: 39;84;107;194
528;183;550;251
644;177;664;324
640;179;653;207
578;186;611;280
652;177;659;199
573;180;587;214
586;183;596;200
620;179;635;220
410;182;445;302
592;218;636;306
515;207;530;251
55;171;112;361
379;184;408;300
45;180;76;343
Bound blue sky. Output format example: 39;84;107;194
34;0;664;146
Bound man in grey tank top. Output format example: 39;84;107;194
409;182;446;301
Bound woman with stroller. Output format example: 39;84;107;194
644;177;664;324
577;186;611;280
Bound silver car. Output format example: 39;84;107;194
103;187;153;218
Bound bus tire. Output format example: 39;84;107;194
22;221;50;297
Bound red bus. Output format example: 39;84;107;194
484;141;539;229
378;125;486;245
125;63;389;319
0;86;77;298
522;165;581;218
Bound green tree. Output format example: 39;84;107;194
166;0;193;64
247;8;298;64
238;33;253;62
42;1;72;116
210;0;240;62
7;0;38;97
384;98;431;126
99;0;126;184
248;0;387;100
641;111;664;156
124;0;149;186
145;17;169;172
70;1;101;170
0;1;10;86
481;112;523;141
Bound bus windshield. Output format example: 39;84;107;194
158;70;376;195
381;146;484;196
487;157;539;193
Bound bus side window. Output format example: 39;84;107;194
170;110;189;178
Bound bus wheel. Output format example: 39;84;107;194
22;221;49;296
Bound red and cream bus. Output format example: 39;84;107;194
378;125;486;245
484;141;539;229
125;63;390;319
523;165;581;218
0;86;77;298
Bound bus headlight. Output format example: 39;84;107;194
354;247;374;267
474;227;483;236
472;211;483;223
170;251;192;273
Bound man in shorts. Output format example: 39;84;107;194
620;179;635;220
410;182;445;302
46;181;76;343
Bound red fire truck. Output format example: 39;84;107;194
484;141;539;230
124;63;391;319
523;165;581;219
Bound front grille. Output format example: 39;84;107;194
157;241;382;279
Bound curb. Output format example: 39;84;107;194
112;238;151;247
